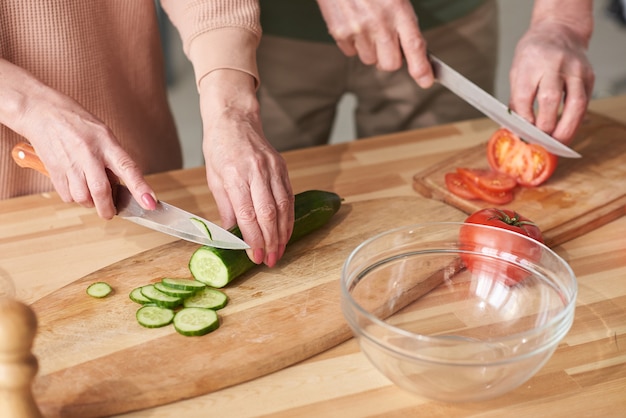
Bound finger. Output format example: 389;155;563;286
353;32;378;66
108;149;157;211
551;78;589;144
272;175;294;262
509;70;538;125
534;75;564;135
85;169;116;219
248;181;280;268
226;184;266;265
335;39;358;57
66;168;94;209
398;30;431;87
374;32;402;72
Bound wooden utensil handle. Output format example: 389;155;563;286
11;143;49;177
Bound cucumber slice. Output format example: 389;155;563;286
173;307;220;336
140;284;182;309
87;282;113;298
129;286;152;304
161;277;207;291
154;282;195;298
190;217;213;240
183;287;228;310
136;305;174;328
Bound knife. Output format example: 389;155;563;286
11;142;250;250
429;54;581;158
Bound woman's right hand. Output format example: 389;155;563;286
0;59;158;218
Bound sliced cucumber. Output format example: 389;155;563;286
87;282;113;298
188;190;342;288
140;284;182;309
173;307;220;336
183;287;228;310
136;305;175;328
188;249;231;288
190;217;213;240
161;277;207;291
154;282;196;298
129;286;152;304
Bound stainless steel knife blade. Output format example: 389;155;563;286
429;54;581;158
115;185;249;250
10;141;249;249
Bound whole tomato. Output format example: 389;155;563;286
459;208;544;285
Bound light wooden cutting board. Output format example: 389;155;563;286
30;196;465;418
413;112;626;246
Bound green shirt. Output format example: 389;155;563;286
260;0;487;43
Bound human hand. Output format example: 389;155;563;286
316;0;434;88
198;70;294;267
0;60;157;218
509;20;594;144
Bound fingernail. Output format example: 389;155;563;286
278;244;286;260
141;193;157;210
265;251;278;268
253;248;265;264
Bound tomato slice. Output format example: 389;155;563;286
462;176;514;204
444;172;478;200
456;168;517;192
487;128;558;187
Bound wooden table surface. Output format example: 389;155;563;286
1;96;625;417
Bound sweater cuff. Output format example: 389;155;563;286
188;27;260;90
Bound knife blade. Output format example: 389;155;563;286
11;142;249;250
429;54;581;158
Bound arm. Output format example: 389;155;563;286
509;0;594;144
315;0;434;88
0;58;157;218
161;0;294;267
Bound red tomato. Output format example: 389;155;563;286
456;168;517;192
487;128;558;187
444;172;478;200
459;208;544;285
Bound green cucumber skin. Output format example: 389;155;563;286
189;190;341;287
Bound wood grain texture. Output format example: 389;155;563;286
30;197;464;417
2;95;625;418
413;112;626;246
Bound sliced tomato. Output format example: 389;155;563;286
456;168;517;193
462;176;514;205
487;128;558;187
444;172;478;200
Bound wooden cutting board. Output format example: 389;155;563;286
30;196;464;418
413;112;626;247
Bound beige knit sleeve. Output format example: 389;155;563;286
160;0;261;89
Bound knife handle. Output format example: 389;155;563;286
11;142;120;205
11;143;49;177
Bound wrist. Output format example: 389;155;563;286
199;69;260;116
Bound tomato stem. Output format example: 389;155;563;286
489;208;539;228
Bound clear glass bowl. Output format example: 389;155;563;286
341;222;577;402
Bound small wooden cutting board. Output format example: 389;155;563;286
30;196;464;418
413;112;626;246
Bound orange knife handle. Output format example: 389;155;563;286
11;142;120;206
11;142;49;177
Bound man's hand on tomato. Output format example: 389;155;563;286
459;208;544;286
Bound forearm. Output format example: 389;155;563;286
160;0;261;89
530;0;593;47
0;59;47;137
